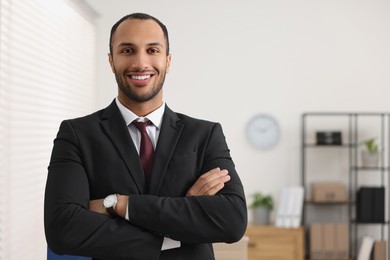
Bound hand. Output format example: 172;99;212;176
89;195;128;218
186;168;230;196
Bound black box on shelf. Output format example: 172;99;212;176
356;187;385;223
316;131;342;145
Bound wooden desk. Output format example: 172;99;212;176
245;225;304;260
213;236;249;260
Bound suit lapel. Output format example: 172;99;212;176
100;101;146;194
149;106;184;195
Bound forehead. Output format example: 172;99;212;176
113;19;166;48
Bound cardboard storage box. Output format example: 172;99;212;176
373;240;387;260
311;182;347;202
310;223;349;260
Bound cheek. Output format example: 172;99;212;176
152;57;169;71
112;56;131;71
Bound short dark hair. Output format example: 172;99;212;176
109;13;170;56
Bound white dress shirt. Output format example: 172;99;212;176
115;97;164;151
115;98;180;250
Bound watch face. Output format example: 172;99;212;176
246;114;280;150
103;194;117;208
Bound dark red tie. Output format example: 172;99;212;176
132;120;154;185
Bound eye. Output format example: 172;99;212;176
147;48;160;54
121;48;134;54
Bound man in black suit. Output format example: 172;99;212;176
44;13;247;260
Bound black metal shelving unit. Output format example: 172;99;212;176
301;112;390;260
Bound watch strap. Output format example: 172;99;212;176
106;206;119;218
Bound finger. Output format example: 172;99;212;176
201;167;221;178
186;168;229;196
186;168;220;195
191;173;230;196
201;168;228;183
204;182;225;196
190;169;227;195
198;174;231;195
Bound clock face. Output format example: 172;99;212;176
246;114;280;150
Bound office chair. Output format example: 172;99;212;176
47;248;91;260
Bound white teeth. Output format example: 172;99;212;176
131;75;150;80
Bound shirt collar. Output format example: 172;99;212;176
115;97;165;129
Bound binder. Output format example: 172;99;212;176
275;188;289;227
322;223;335;259
275;186;304;228
284;187;295;228
373;240;387;260
310;224;323;259
357;236;374;260
373;187;385;223
357;187;385;223
357;187;373;222
290;186;304;228
334;223;349;259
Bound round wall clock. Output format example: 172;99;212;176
246;114;280;150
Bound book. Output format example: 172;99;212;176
310;223;323;259
275;187;289;227
357;236;374;260
322;223;335;259
357;187;385;223
373;187;385;223
334;223;349;259
283;187;295;228
357;187;372;222
275;186;304;228
290;186;304;228
373;240;387;260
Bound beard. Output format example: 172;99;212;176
114;68;166;103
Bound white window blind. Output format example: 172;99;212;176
0;0;97;259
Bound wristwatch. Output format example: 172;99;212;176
103;194;119;217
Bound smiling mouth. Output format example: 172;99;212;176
124;73;155;86
131;75;151;80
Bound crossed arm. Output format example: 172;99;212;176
89;168;231;217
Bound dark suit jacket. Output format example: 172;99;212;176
44;101;247;260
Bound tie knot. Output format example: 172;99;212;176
132;120;151;133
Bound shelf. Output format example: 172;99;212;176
305;256;354;260
352;166;390;171
301;112;390;258
305;200;353;205
303;144;353;148
351;220;389;225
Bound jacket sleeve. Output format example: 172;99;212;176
127;123;248;244
44;120;163;260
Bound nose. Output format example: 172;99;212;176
131;52;149;70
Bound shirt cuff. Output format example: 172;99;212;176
162;238;181;251
125;204;129;220
125;203;180;251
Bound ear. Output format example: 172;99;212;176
108;53;115;73
165;54;172;74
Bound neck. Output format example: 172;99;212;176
117;95;163;117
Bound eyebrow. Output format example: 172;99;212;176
117;42;164;48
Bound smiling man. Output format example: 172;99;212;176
44;13;247;260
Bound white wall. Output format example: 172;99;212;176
85;0;390;222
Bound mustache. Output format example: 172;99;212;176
125;68;156;74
